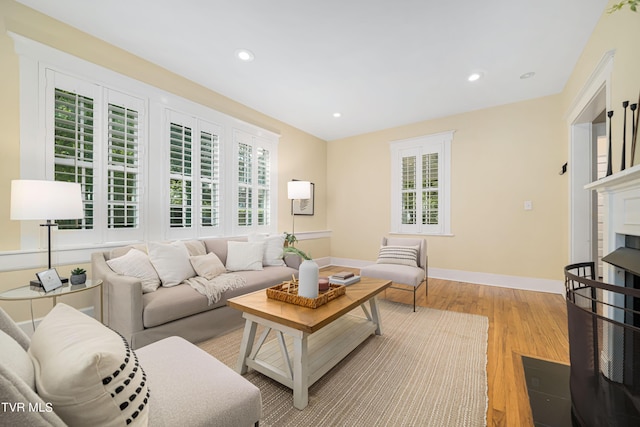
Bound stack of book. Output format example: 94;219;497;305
329;271;361;286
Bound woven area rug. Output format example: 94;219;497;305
198;300;488;426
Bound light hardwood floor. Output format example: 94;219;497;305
321;266;570;427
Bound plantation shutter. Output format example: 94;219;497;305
400;150;441;229
422;152;439;225
233;128;276;233
237;142;253;227
107;103;139;229
401;153;418;226
257;147;270;226
200;129;220;228
53;88;94;230
169;122;193;228
392;132;450;235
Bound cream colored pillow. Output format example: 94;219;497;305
190;252;227;280
107;248;161;293
248;233;286;266
148;241;197;287
28;303;149;427
225;241;265;271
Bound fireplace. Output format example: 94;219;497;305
568;165;640;426
564;262;640;426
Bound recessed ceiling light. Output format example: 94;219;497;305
333;112;342;118
467;72;482;82
235;49;255;62
520;72;536;79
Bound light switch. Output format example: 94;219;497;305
524;200;533;210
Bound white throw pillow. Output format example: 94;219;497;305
248;233;286;266
226;241;265;271
190;252;227;280
148;241;197;287
107;248;161;293
0;330;35;390
28;303;149;427
376;245;419;267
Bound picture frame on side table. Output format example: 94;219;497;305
36;268;63;292
292;181;315;215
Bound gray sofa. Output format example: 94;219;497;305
0;304;261;426
92;236;300;349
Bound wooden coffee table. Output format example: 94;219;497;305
227;277;392;409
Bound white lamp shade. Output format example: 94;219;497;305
11;180;84;220
287;181;311;200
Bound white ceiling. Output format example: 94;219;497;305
17;0;608;141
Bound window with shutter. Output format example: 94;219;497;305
16;37;279;252
232;130;276;234
169;122;193;228
391;131;452;235
237;142;253;227
53;88;94;230
107;103;139;229
257;147;270;226
200;130;219;228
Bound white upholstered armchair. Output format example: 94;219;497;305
360;237;427;311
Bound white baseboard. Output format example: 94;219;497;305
327;257;565;295
17;306;95;337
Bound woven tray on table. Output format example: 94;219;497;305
266;281;346;308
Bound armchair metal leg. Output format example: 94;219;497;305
413;287;416;312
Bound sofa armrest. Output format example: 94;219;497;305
91;252;144;343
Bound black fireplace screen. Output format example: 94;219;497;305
565;262;640;426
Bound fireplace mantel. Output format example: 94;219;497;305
585;163;640;192
584;163;640;283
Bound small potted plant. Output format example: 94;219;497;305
284;232;298;247
70;268;87;285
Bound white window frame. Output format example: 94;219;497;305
231;129;278;236
11;33;279;254
390;131;453;235
164;110;225;241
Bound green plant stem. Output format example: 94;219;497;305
608;0;638;13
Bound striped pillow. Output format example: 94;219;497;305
376;245;419;267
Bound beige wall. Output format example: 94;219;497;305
327;2;640;285
0;0;327;321
328;95;567;281
561;2;640;167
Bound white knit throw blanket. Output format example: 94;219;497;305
184;273;247;305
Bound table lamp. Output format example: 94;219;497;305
287;180;311;241
10;180;84;282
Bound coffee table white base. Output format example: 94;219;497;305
236;298;383;409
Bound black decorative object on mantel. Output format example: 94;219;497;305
632;98;639;166
622;101;629;171
607;110;614;177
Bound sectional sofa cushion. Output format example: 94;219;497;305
142;265;298;328
0;329;35;390
28;303;149;427
136;336;261;426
